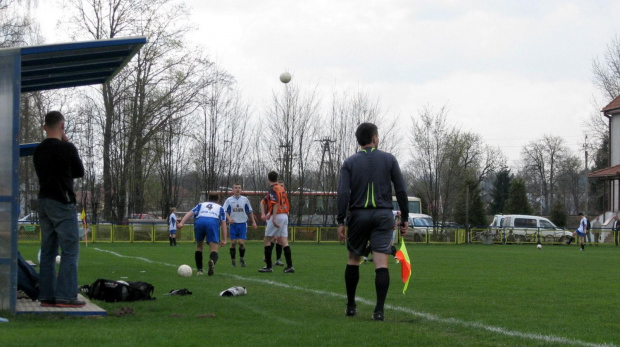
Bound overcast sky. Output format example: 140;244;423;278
35;0;620;167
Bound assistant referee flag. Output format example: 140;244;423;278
394;238;412;294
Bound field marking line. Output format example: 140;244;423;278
93;248;616;347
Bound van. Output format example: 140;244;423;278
499;214;572;244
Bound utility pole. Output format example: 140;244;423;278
316;137;336;225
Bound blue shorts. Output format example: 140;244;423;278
230;223;247;240
194;218;220;244
169;229;176;235
575;230;585;237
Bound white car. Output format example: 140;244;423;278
404;213;434;242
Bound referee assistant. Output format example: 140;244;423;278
337;122;409;321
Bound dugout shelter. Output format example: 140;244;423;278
0;36;146;312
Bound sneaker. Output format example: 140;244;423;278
232;259;236;267
283;266;295;273
345;306;357;317
40;299;56;307
56;299;86;308
240;259;246;267
258;266;273;273
372;311;384;321
208;260;215;276
275;259;285;266
197;270;204;276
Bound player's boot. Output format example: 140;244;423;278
240;258;246;267
345;305;357;317
275;259;284;266
197;270;204;276
208;260;215;276
232;259;236;267
372;311;384;321
283;266;295;273
258;266;272;273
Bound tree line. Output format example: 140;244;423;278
3;0;614;226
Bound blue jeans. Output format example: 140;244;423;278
38;198;80;302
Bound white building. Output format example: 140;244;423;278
589;96;620;213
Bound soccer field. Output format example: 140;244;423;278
3;243;619;347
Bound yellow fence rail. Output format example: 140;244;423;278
17;223;620;246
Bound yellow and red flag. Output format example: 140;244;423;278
81;208;88;246
394;238;412;294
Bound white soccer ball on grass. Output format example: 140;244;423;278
537;244;542;250
178;264;193;277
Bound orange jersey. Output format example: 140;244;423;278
267;183;290;215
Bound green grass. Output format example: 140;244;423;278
2;242;619;347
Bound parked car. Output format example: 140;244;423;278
496;214;572;244
403;213;434;242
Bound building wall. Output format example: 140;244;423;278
612;115;620;166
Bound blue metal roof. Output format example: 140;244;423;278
0;36;147;93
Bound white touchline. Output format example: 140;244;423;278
94;248;616;347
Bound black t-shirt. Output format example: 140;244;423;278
33;138;84;204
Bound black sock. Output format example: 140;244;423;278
239;246;245;258
230;247;236;260
276;243;283;260
169;237;172;246
374;268;390;313
195;251;203;271
210;251;218;265
173;238;176;246
270;242;275;251
264;246;273;268
283;246;292;267
345;265;360;308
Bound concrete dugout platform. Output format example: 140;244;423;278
16;294;106;316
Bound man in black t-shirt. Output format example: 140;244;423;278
337;122;409;321
33;111;85;308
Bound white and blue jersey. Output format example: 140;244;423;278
192;202;226;243
168;213;177;233
576;216;587;236
223;195;253;224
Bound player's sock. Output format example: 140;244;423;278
345;264;360;308
173;238;176;246
270;242;275;251
195;251;203;271
264;246;273;268
169;237;172;246
230;247;236;260
210;251;218;264
283;246;292;267
374;268;390;313
239;246;245;258
276;243;283;260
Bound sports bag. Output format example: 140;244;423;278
85;279;155;302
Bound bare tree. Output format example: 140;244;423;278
409;105;457;225
520;135;567;215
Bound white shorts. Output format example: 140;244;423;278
265;214;288;238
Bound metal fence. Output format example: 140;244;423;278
17;223;620;246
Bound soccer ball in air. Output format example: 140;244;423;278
279;72;292;84
537;244;542;250
56;255;61;264
178;264;193;277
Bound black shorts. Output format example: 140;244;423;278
346;209;394;256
